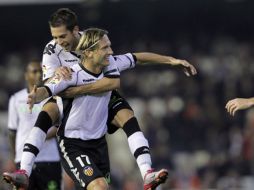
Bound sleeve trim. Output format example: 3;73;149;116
43;85;53;96
104;75;120;78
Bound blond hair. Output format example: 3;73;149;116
76;28;108;52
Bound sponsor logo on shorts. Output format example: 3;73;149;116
83;166;93;176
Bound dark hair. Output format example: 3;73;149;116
49;8;78;31
25;59;41;70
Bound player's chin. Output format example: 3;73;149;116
62;45;71;52
103;59;110;66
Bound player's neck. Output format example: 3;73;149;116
72;35;80;51
82;60;102;75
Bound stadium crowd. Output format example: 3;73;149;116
0;35;254;189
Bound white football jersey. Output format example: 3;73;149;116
44;51;136;140
8;89;60;163
45;63;112;140
42;39;136;80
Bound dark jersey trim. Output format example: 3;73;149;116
104;69;118;76
124;54;133;68
104;75;120;78
43;86;53;97
78;62;102;78
70;51;81;59
131;53;137;64
58;98;74;137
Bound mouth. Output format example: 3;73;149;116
61;43;69;50
105;56;110;61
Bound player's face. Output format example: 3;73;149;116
25;62;42;86
50;25;78;52
92;35;113;67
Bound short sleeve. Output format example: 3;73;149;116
112;53;136;72
45;71;77;96
103;56;121;78
42;43;61;81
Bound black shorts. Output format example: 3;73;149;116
58;136;110;189
16;162;62;190
107;90;133;134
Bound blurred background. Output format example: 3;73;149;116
1;0;254;189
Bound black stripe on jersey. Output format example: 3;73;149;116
131;53;137;64
105;75;120;78
124;54;133;68
78;62;102;78
57;49;64;66
43;86;53;97
104;69;118;76
57;98;74;137
58;68;80;136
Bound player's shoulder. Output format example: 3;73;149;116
43;39;62;56
71;63;83;72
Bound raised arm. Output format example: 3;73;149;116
133;52;197;76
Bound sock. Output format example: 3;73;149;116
20;111;52;176
123;117;152;179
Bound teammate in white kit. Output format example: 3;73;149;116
6;60;61;190
3;9;197;190
27;28;150;190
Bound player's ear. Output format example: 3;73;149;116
84;50;92;58
73;26;79;35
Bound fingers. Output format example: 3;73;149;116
56;66;72;80
181;60;197;76
225;99;239;116
183;68;190;77
32;85;37;93
27;95;34;114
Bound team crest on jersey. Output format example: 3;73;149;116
83;166;93;176
42;65;48;73
48;75;61;84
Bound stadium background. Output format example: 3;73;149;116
1;0;254;189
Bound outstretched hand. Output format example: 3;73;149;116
174;59;197;76
225;98;254;116
27;85;37;113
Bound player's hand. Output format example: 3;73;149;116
55;66;72;80
27;85;37;113
225;98;254;116
174;59;197;76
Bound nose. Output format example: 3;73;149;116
108;47;113;55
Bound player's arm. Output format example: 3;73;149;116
133;52;197;76
58;77;120;98
46;126;58;140
58;60;121;98
225;97;254;116
28;75;75;111
7;95;18;161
